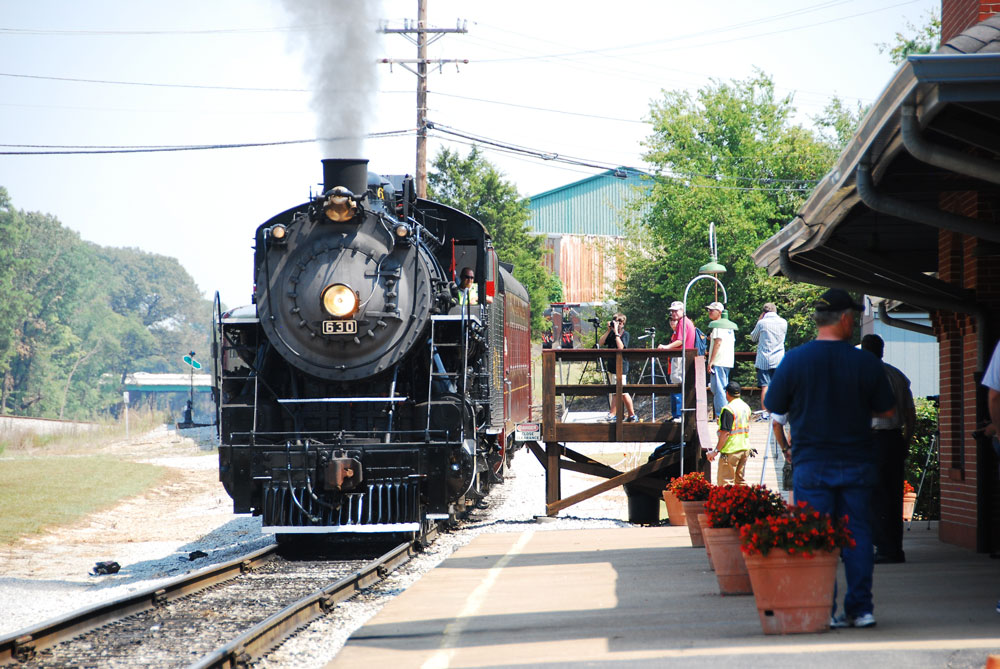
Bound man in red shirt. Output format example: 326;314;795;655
659;301;696;420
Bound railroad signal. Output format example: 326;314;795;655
182;353;202;370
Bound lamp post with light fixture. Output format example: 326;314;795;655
677;275;738;476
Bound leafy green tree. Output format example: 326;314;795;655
0;190;213;419
813;96;868;150
0;188;28;413
878;10;941;65
428;146;561;332
621;72;844;372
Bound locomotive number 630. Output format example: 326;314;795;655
322;320;357;335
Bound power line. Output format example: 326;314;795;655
0;25;321;36
0;71;309;92
426;122;820;191
428;91;648;124
0;129;415;155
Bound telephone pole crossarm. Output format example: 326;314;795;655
377;1;466;199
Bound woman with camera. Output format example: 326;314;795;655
599;313;638;422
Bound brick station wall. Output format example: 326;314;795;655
935;191;1000;550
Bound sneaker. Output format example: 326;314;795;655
829;614;851;629
853;612;876;628
626;414;639;423
603;413;615;422
831;612;876;629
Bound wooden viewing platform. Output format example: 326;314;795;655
533;348;714;516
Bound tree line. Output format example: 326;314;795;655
0;187;213;419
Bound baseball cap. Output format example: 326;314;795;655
705;301;724;312
725;380;741;396
813;288;863;312
668;300;685;312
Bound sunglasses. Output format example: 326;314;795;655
462;274;474;280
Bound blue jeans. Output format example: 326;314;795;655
709;366;731;418
793;458;877;619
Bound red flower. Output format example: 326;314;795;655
667;472;712;501
903;480;915;494
703;484;785;529
739;501;854;557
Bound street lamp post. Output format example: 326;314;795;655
678;274;733;475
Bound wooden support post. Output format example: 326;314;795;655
545;441;561;514
542;352;556;442
546;454;673;516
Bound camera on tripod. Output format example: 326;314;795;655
637;326;656;341
644;326;656;334
587;317;601;327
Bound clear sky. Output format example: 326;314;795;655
0;0;939;309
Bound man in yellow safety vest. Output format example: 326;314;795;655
707;380;752;485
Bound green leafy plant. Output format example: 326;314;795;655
906;397;939;520
740;502;855;557
704;484;784;529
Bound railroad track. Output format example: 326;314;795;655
0;539;424;667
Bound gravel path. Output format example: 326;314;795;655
0;422;643;667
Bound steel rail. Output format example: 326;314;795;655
188;534;430;669
0;544;278;664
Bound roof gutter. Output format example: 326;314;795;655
901;104;1000;186
856;159;1000;243
779;248;987;368
877;301;935;337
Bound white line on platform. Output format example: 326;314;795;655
421;528;537;669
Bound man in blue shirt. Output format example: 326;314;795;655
764;288;895;630
750;302;787;415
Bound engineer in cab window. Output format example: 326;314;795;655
458;267;478;305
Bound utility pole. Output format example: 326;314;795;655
380;0;467;198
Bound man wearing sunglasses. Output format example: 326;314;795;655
457;267;478;306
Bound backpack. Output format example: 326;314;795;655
694;327;708;357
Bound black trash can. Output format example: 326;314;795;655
624;483;660;525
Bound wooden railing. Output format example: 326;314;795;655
534;347;714;515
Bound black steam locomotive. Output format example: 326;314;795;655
213;159;532;540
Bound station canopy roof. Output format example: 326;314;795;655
753;17;1000;312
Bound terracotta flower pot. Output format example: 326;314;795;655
697;513;715;570
902;491;917;521
702;526;752;595
680;500;707;547
744;548;840;634
663;489;687;526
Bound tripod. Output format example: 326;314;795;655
564;319;608;415
636;328;666;421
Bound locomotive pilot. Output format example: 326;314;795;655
458;267;478;306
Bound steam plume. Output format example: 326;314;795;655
281;0;383;158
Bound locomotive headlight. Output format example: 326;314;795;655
321;283;358;318
394;223;411;238
323;187;358;223
269;224;287;241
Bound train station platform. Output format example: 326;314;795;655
328;524;1000;668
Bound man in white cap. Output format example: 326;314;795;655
659;300;696;419
705;301;734;419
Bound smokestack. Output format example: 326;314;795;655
322;159;369;196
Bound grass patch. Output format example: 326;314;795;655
0;410;168;456
0;456;167;545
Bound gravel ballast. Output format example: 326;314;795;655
0;421;648;667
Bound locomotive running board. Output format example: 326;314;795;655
261;524;420;533
276;397;409;403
